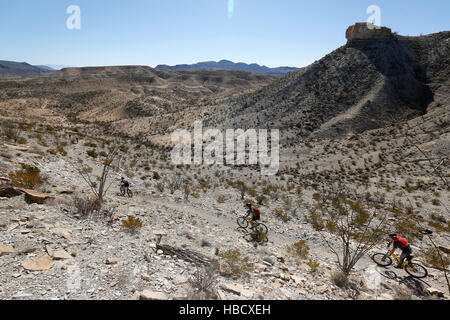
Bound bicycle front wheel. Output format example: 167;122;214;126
255;223;268;235
371;253;392;267
237;217;248;228
120;186;125;196
405;263;428;279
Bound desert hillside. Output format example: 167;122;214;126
205;26;449;143
0;66;275;140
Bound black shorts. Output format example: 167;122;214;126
122;182;129;188
401;246;412;254
251;215;260;221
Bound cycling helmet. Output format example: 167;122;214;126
389;233;398;238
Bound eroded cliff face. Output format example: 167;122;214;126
346;23;393;46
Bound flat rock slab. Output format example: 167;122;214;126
50;227;73;240
0;243;18;256
52;249;72;260
3;144;30;152
291;274;307;285
22;189;53;204
22;254;54;271
220;283;254;298
139;290;168;300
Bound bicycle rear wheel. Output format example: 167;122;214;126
127;189;133;198
405;263;428;279
371;253;392;267
237;217;248;228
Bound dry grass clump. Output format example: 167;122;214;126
121;215;143;231
9;164;42;189
287;240;310;259
187;267;219;300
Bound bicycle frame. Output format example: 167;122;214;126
385;251;411;268
245;216;262;228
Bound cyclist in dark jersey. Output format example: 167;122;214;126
388;233;413;268
120;177;130;195
245;203;261;229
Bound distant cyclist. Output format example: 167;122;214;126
388;233;413;268
245;203;261;230
120;177;130;195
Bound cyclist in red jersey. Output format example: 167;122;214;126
388;233;413;268
245;203;261;229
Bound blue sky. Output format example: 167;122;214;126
1;0;449;68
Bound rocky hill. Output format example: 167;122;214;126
205;24;449;142
0;61;55;77
156;60;299;76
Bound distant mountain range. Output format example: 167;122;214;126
0;61;56;76
0;61;72;76
156;60;299;76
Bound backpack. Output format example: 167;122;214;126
252;207;261;217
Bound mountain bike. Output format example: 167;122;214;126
237;216;268;236
371;251;428;279
120;185;133;198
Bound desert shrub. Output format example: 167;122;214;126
73;196;102;218
256;195;266;205
187;267;218;300
307;259;320;272
1;123;21;142
57;145;67;156
428;221;449;232
395;218;422;241
9;164;42;189
247;188;257;198
168;175;183;194
86;149;98;158
183;184;190;200
287;240;310;259
17;137;27;144
121;215;143;231
431;199;441;206
431;213;447;224
274;208;291;222
331;270;349;288
216;195;227;203
156;182;165;192
312;185;386;276
308;208;325;231
84;142;97;148
153;171;161;180
117;145;128;153
215;249;254;278
423;248;450;270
